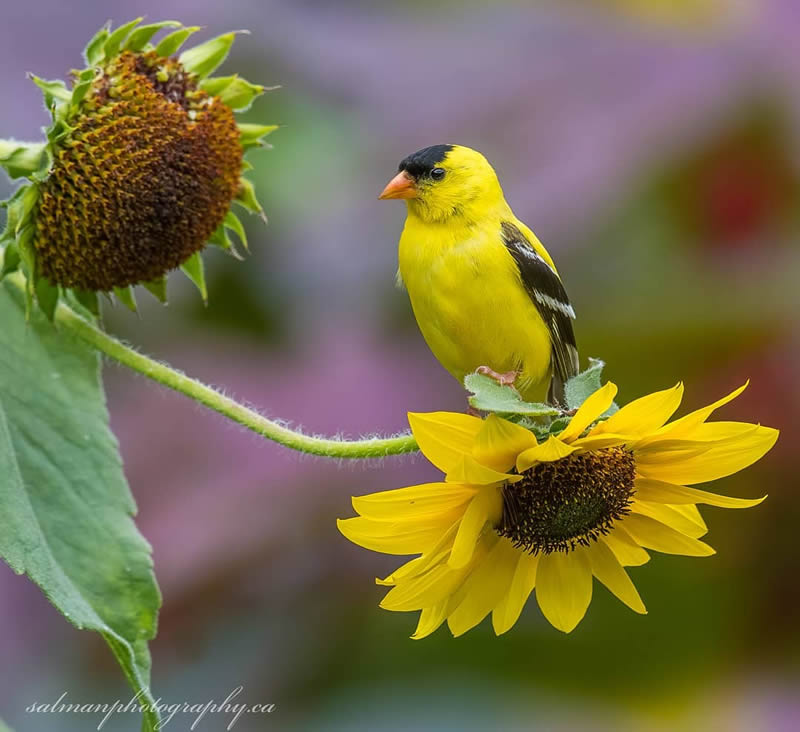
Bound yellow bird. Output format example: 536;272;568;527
379;144;579;405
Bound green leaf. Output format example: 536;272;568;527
238;122;278;150
464;372;560;417
103;18;144;60
142;276;168;303
564;358;619;416
198;74;234;96
180;251;207;302
235;177;266;220
34;276;59;322
565;358;603;410
0;280;161;731
83;23;110;66
28;75;71;107
67;288;100;317
179;32;238;78
0;140;47;179
16;225;36;320
0;243;20;281
224;211;248;251
16;224;35;276
546;416;571;436
0;715;14;732
113;285;138;313
1;186;28;241
124;21;182;52
202;74;264;110
14;184;39;234
70;78;94;107
155;26;201;58
208;222;242;258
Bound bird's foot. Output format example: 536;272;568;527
476;365;519;388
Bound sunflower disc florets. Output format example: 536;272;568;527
499;447;636;555
0;18;277;316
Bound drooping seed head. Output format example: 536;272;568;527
0;19;276;317
35;50;241;291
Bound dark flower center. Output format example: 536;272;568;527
497;447;635;555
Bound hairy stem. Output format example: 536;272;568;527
54;300;419;459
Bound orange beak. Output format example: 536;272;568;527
378;170;418;200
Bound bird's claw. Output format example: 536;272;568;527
476;365;519;388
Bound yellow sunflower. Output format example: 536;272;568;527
338;381;778;637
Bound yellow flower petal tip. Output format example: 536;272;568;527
342;382;776;638
406;411;482;473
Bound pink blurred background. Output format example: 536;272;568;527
1;1;798;730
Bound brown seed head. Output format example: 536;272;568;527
34;50;242;291
498;447;636;555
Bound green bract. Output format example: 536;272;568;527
0;19;276;317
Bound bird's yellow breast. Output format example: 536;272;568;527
398;214;553;401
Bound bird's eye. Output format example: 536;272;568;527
430;167;445;181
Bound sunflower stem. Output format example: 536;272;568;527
53;303;418;458
0;261;417;458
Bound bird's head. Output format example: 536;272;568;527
379;144;506;224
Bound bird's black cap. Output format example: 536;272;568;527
398;144;453;179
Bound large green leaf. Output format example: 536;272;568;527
0;279;161;732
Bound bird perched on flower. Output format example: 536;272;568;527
379;144;579;405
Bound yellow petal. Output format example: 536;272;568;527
516;436;576;473
443;534;497;614
447;453;519;486
656;382;748;438
586;539;646;614
447;538;519;637
634;418;770;451
634;477;766;509
570;433;632;452
636;424;778;485
621;513;715;557
376;556;426;586
377;522;459;586
633;437;720;456
472;414;538;472
411;601;449;640
672;504;707;533
449;487;502;568
352;482;476;520
382;539;491;611
558;382;619;443
492;551;540;635
687;420;777;442
407;411;483;473
337;515;452;555
380;561;469;611
631;501;707;539
590;383;684;437
602;527;651;567
535;548;593;633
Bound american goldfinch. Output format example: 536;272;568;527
379;144;579;405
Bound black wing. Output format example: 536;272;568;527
501;221;579;406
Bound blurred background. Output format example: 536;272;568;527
1;1;798;730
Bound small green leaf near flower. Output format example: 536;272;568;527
464;372;560;417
